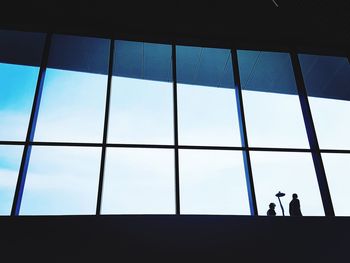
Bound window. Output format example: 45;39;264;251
108;41;174;144
0;146;23;215
0;30;45;141
34;34;110;143
321;153;350;216
176;46;241;146
299;54;350;150
20;146;101;215
3;29;348;217
101;148;175;214
250;151;324;216
179;150;250;215
238;50;309;148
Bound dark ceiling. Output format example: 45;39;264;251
0;0;349;52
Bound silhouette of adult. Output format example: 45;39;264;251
289;193;302;216
267;202;276;216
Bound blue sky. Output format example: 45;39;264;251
20;146;101;215
0;145;23;214
0;46;349;216
0;63;38;141
34;69;107;143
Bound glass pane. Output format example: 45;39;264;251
20;146;101;215
250;151;324;216
0;30;45;67
299;54;350;150
176;46;241;146
179;150;250;215
0;30;45;141
101;148;175;214
34;34;109;143
238;50;309;148
0;145;23;215
108;41;173;144
322;153;350;216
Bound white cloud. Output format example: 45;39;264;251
33;69;107;143
0;110;29;140
19;146;101;215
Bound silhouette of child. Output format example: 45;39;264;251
267;202;276;216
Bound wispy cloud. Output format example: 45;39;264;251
34;69;107;143
20;146;101;215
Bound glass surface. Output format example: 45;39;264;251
34;34;109;143
20;146;101;215
250;151;324;216
0;30;45;67
0;30;44;141
0;63;39;140
322;153;350;216
108;77;173;144
238;50;309;148
101;148;175;214
179;150;250;215
177;46;241;146
108;41;173;144
0;146;23;215
299;54;350;150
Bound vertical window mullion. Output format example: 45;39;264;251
231;49;258;216
290;50;335;216
11;33;52;216
172;44;180;215
96;39;115;215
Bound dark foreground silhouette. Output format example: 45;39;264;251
267;202;276;216
289;193;302;216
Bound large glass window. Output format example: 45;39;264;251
299;54;350;150
108;41;174;144
238;50;309;148
101;148;175;214
179;150;250;215
321;153;350;216
20;146;101;215
5;30;350;217
0;30;45;141
0;145;23;215
176;46;241;146
250;151;324;216
34;34;110;143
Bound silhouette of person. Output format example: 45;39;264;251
289;193;302;216
267;202;276;216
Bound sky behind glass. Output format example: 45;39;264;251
0;45;349;216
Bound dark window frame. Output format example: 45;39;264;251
0;31;348;216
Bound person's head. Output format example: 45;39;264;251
292;193;298;199
269;203;276;209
